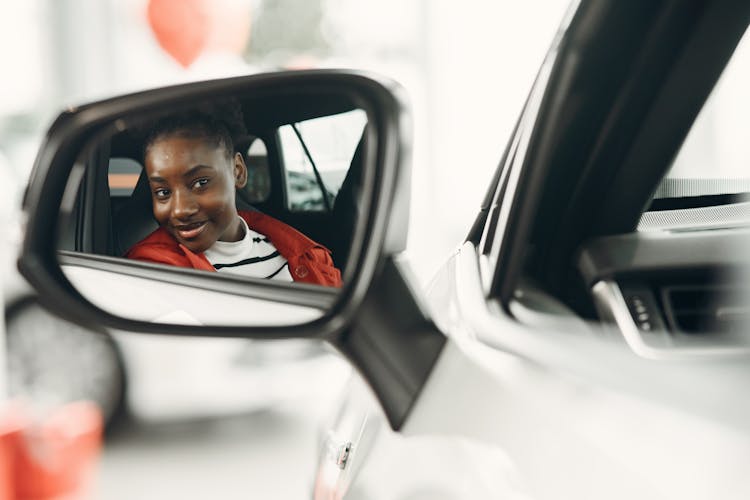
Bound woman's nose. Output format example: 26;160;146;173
171;189;198;219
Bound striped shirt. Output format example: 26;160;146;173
203;217;294;281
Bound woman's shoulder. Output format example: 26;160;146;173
125;227;178;257
239;210;324;254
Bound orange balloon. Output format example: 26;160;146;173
147;0;209;68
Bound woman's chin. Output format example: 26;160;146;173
184;241;211;254
173;233;212;254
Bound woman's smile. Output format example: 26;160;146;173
173;220;208;240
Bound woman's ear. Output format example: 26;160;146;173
233;152;248;189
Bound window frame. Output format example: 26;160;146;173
477;1;750;310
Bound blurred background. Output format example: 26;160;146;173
0;0;569;498
1;0;570;282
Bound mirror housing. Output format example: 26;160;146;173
19;69;412;340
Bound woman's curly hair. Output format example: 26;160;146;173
142;98;247;162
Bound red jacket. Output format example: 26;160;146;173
125;211;342;287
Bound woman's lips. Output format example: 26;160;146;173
174;221;207;240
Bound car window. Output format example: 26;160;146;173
652;26;750;202
278;109;367;212
241;137;271;204
108;157;142;197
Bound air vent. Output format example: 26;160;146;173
662;286;749;334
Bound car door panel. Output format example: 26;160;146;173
403;241;750;500
317;371;524;500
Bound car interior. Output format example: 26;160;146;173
57;92;369;276
468;3;750;359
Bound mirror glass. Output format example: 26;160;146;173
55;88;372;327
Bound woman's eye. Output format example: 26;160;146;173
192;178;210;189
154;188;170;199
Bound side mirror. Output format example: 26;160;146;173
19;70;412;339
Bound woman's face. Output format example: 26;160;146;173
145;133;247;253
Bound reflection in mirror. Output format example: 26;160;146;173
56;90;371;327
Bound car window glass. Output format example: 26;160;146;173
653;26;750;201
242;138;271;204
278;109;367;212
108;157;142;197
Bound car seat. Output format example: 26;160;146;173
111;169;157;256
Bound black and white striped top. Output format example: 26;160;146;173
203;218;294;281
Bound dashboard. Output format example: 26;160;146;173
579;227;750;359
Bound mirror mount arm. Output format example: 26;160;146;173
334;256;445;430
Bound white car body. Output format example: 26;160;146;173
315;248;750;500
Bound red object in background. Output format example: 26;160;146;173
204;0;252;55
0;405;25;500
0;402;103;500
147;0;210;68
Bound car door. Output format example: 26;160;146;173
315;1;750;499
